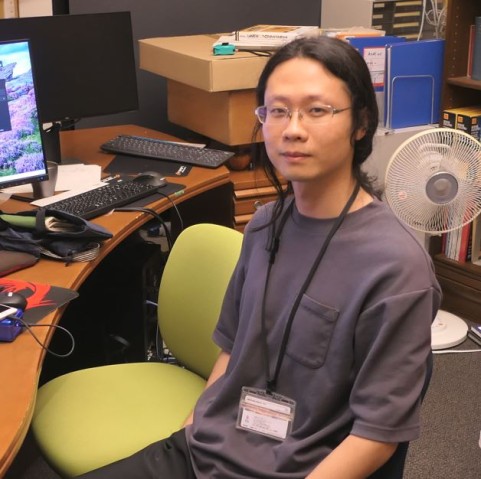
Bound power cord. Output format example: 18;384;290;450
14;316;76;358
433;348;481;355
432;334;481;354
145;299;177;364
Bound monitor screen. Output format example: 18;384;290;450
0;12;139;125
0;39;48;190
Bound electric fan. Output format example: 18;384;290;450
384;127;481;350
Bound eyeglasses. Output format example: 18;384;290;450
254;104;351;125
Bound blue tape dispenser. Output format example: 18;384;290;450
213;43;235;55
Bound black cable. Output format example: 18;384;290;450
156;190;185;232
14;316;76;358
114;206;174;250
237;49;273;57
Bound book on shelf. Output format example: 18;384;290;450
467;23;476;77
471;16;481;81
442;222;472;263
471;215;481;265
458;222;472;263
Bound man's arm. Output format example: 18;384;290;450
306;435;397;479
183;350;231;427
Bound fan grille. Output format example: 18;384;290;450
384;128;481;233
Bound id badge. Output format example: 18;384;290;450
236;387;296;441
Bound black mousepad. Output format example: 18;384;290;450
106;155;192;177
116;180;187;209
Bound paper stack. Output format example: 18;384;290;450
213;25;319;51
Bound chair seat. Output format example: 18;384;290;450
32;362;206;477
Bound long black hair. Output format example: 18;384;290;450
251;35;380;229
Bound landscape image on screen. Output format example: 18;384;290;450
0;40;45;184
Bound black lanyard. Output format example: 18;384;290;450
260;182;361;393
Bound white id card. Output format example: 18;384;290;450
236;387;296;441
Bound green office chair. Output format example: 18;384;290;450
31;223;243;477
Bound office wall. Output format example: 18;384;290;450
67;0;322;140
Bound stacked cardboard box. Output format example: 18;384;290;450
442;105;481;140
139;34;268;146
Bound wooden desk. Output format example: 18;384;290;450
0;124;231;477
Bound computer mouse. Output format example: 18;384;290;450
0;291;27;311
133;171;167;187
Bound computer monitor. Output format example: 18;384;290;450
0;39;48;190
0;12;139;163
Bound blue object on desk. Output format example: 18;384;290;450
213;43;235;55
0;313;23;342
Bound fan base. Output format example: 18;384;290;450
431;310;468;350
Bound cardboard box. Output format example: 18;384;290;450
167;80;262;146
442;106;481;140
442;107;465;129
455;107;481;140
139;34;270;92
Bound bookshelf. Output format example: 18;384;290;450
432;0;481;323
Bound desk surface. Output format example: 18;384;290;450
0;124;230;477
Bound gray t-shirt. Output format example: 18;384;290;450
187;197;441;479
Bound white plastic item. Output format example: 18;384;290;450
431;310;468;350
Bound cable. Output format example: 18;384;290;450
433;333;481;354
114;206;174;250
424;0;447;39
417;0;427;41
156;190;184;232
237;49;272;57
433;348;481;355
15;316;75;358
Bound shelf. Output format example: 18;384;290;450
433;255;481;323
434;255;481;284
433;0;481;322
446;76;481;91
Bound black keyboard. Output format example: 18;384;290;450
38;178;163;220
100;135;235;169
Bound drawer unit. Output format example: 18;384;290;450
230;168;286;232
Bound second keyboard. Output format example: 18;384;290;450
100;135;235;169
38;178;164;220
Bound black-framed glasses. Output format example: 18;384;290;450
254;104;351;125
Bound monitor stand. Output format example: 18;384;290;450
41;122;62;164
41;122;83;165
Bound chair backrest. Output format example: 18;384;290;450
157;223;243;379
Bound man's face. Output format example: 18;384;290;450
261;57;364;189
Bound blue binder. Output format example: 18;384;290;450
384;39;445;129
347;36;406;92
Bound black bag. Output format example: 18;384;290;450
0;209;113;263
